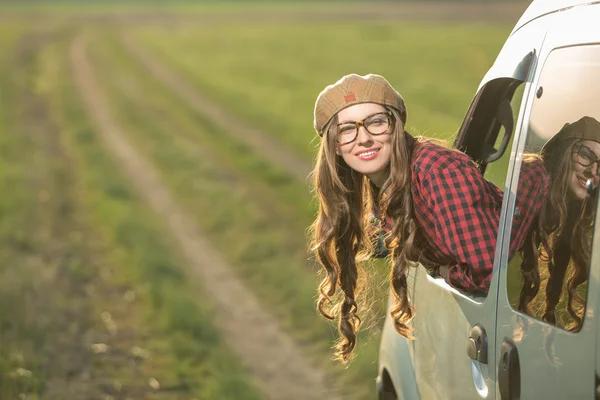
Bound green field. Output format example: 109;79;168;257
0;21;260;400
132;22;509;158
0;5;516;399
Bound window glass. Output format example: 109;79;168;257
507;45;600;331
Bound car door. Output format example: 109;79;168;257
493;7;600;400
409;21;546;400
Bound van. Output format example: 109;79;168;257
376;1;600;399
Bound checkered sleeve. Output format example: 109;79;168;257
420;158;499;293
509;157;549;257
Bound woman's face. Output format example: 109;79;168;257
569;139;600;200
335;103;393;187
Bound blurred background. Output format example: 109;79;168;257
0;1;529;399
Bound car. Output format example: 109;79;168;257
376;1;600;399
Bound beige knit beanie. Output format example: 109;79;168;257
314;73;407;136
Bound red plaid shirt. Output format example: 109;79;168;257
379;137;549;293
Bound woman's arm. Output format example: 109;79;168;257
419;156;548;293
419;161;500;293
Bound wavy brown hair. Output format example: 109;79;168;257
518;139;595;330
310;106;429;362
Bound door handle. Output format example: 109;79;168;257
498;339;521;400
467;324;488;364
484;97;514;163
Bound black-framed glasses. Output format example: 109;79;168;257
574;142;600;172
336;111;393;145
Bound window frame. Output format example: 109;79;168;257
502;43;600;332
454;51;535;175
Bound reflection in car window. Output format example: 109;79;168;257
507;45;600;331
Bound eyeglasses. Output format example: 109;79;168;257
574;143;600;172
336;111;393;145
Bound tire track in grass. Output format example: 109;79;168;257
120;32;313;183
3;28;191;399
91;39;310;241
69;34;340;400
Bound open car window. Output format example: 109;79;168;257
454;51;535;189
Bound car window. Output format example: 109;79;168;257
455;50;534;187
507;44;600;331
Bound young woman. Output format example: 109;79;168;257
309;73;548;362
518;116;600;331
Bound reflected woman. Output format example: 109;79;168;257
518;116;600;330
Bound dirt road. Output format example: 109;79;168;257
70;34;341;400
120;33;313;183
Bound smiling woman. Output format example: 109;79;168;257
308;73;549;362
336;104;393;187
516;116;600;331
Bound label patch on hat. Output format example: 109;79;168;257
344;93;356;103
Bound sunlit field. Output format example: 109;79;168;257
132;22;510;158
0;3;521;399
0;20;261;400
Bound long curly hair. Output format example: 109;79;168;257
310;106;428;362
518;138;595;330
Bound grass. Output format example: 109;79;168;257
0;1;380;13
0;1;528;14
0;23;261;399
0;24;50;398
131;21;513;161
